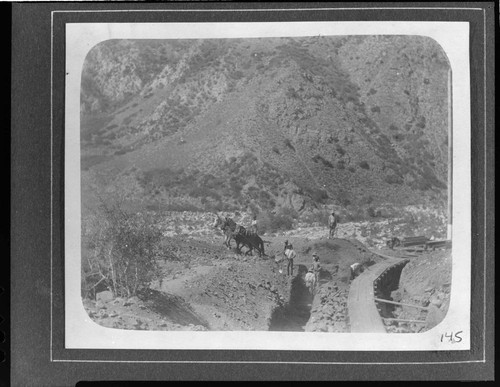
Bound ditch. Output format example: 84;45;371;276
268;265;313;331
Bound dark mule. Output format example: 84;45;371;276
233;231;266;257
213;214;265;257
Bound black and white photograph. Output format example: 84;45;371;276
10;3;495;383
64;21;473;351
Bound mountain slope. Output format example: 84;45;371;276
80;36;450;214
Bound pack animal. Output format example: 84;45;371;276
213;214;265;257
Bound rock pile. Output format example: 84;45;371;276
305;281;349;332
179;259;292;331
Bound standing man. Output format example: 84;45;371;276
284;243;296;276
328;211;338;239
312;252;321;286
283;240;292;252
251;215;258;234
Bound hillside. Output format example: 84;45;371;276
80;35;450;216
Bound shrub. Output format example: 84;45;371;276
336;145;346;156
384;174;403;185
278;206;299;220
358;161;370;170
257;210;295;234
230;70;244;80
286;87;299;99
337;190;351;206
322;158;334;168
271;213;294;232
416;116;426;129
82;203;163;299
229;180;243;194
284;138;295;151
366;206;377;218
309;188;329;204
361;195;374;205
114;148;130;156
313;155;334;168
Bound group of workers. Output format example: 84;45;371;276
243;210;355;293
278;240;322;294
224;210;363;293
278;241;363;294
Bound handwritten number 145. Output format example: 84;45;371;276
440;331;463;343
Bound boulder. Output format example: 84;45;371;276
96;290;114;303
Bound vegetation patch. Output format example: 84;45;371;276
81;202;164;299
358;160;370;170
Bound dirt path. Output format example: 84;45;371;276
159;264;216;295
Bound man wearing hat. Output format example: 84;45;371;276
328;211;338;239
284;239;293;252
312;252;321;285
305;268;316;295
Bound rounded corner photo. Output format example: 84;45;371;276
76;33;454;340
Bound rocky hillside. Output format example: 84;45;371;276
81;36;450;214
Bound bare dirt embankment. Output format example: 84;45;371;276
385;248;452;333
84;237;292;331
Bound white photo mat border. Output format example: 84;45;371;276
51;8;487;362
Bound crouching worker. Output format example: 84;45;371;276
305;268;316;295
350;262;363;281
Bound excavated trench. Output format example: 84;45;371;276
373;260;409;319
268;265;313;331
268;259;411;332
